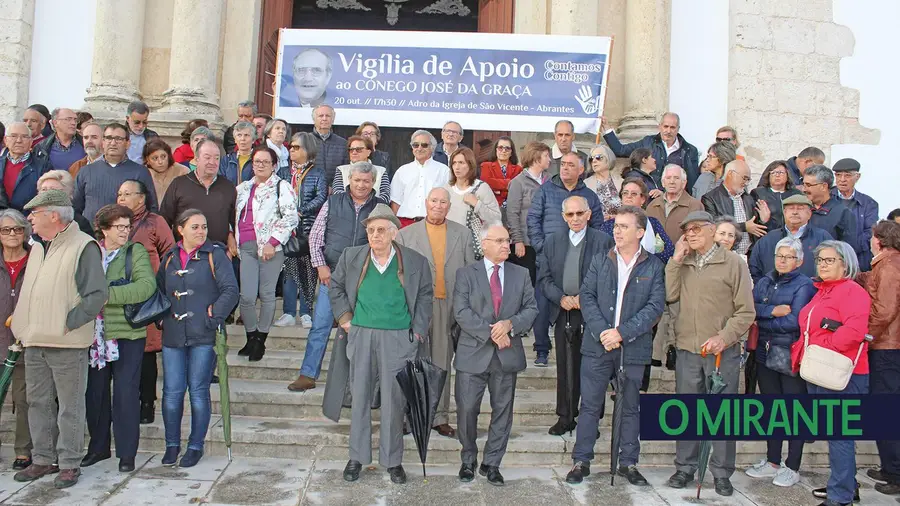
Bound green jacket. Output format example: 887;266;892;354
104;242;157;340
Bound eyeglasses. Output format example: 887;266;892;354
563;210;588;218
621;191;642;198
775;254;798;261
116;191;142;198
740;175;751;183
483;237;512;245
348;146;369;154
103;135;127;143
590;155;606;161
365;226;392;236
6;134;30;140
613;223;640;231
684;224;710;235
496;145;512;152
442;129;462;136
770;170;787;176
0;227;24;235
253;160;273;167
815;256;839;266
411;143;430;149
288;144;302;151
109;224;132;232
715;137;734;142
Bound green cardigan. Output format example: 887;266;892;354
103;242;157;340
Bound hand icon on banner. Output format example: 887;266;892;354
574;85;602;115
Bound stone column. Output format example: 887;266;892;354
157;0;225;123
616;0;671;141
82;0;146;118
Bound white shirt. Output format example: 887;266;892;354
664;138;681;157
391;158;451;218
614;247;640;327
483;258;505;291
569;228;586;246
370;247;396;274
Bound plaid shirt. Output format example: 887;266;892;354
308;199;367;268
695;243;720;271
729;190;751;254
8;151;30;164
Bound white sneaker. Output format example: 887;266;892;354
299;314;312;328
273;314;296;327
772;465;800;487
745;458;778;478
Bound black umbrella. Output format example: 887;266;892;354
395;357;447;477
564;312;580;433
609;344;626;485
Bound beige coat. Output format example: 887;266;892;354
665;245;756;353
647;191;704;243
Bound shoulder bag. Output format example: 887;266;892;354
275;180;307;257
799;305;864;390
465;181;485;261
118;245;172;329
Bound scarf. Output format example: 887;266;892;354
267;138;290;169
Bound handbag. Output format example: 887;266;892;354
117;244;172;329
746;322;759;351
465;181;485;260
275;181;307;257
765;341;795;376
798;305;865;390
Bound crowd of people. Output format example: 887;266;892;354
0;99;896;506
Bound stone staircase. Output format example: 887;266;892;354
124;321;877;468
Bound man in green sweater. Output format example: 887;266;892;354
329;204;433;485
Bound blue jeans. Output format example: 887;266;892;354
808;373;869;505
282;275;311;318
299;283;332;379
162;345;216;451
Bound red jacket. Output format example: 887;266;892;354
480;161;522;206
791;278;871;375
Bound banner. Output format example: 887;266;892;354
274;29;612;134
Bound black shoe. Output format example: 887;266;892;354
548;418;576;436
388;465;407;484
666;470;694;488
876;482;900;495
80;451;111;467
140;402;155;424
618;465;649;486
118;458;135;473
459;462;476;482
868;467;890;482
665;345;677;370
566;461;590;484
248;332;267;362
714;477;733;496
479;464;505;486
179;449;203;468
343;460;362;482
238;330;256;356
812;482;860;502
211;375;219;384
12;457;31;471
161;447;179;467
651;359;662;367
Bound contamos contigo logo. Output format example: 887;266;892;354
543;60;604;84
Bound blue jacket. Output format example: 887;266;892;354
601;216;674;264
579;248;666;365
526;175;604;253
604;132;700;194
810;197;859;255
0;153;50;212
752;269;816;364
538;228;614;323
748;225;832;283
831;187;878;271
784;156;804;187
219;152;252;186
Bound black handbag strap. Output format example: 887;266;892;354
275;180;283;219
123;244;134;281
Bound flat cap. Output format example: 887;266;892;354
781;194;813;207
680;210;714;229
24;189;72;210
833;158;861;172
361;203;401;230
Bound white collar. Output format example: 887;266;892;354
569;228;586;246
370;246;396;274
483;257;504;272
614;246;640;268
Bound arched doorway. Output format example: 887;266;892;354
255;0;513;173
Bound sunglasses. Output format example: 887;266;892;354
348;146;369;153
716;137;733;142
590;155;606;161
496;146;512;152
411;142;430;149
563;210;588;218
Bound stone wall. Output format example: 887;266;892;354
0;0;35;125
728;0;879;178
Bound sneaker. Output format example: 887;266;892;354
534;352;549;367
745;458;779;478
273;314;296;327
299;314;312;328
772;465;800;487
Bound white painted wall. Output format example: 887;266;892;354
830;0;900;218
28;0;97;109
668;0;729;149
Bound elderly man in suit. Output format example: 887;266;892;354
397;187;475;438
329;204;433;485
454;223;538;486
538;195;614;435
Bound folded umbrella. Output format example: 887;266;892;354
608;344;626;485
564;312;580;434
696;349;727;499
214;325;233;461
395;357;447;477
0;317;21;408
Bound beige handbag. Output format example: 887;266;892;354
799;306;865;391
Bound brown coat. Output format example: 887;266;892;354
647;191;704;243
861;249;900;350
68;155;93;179
129;207;176;352
665;245;756;353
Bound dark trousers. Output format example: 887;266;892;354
85;338;145;459
572;349;643;465
554;309;582;422
139;352;158;404
871;349;900;482
755;361;806;471
510;245;537;286
533;289;552;354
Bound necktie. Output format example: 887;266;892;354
500;164;507;178
490;264;502;316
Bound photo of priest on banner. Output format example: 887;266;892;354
282;47;333;108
